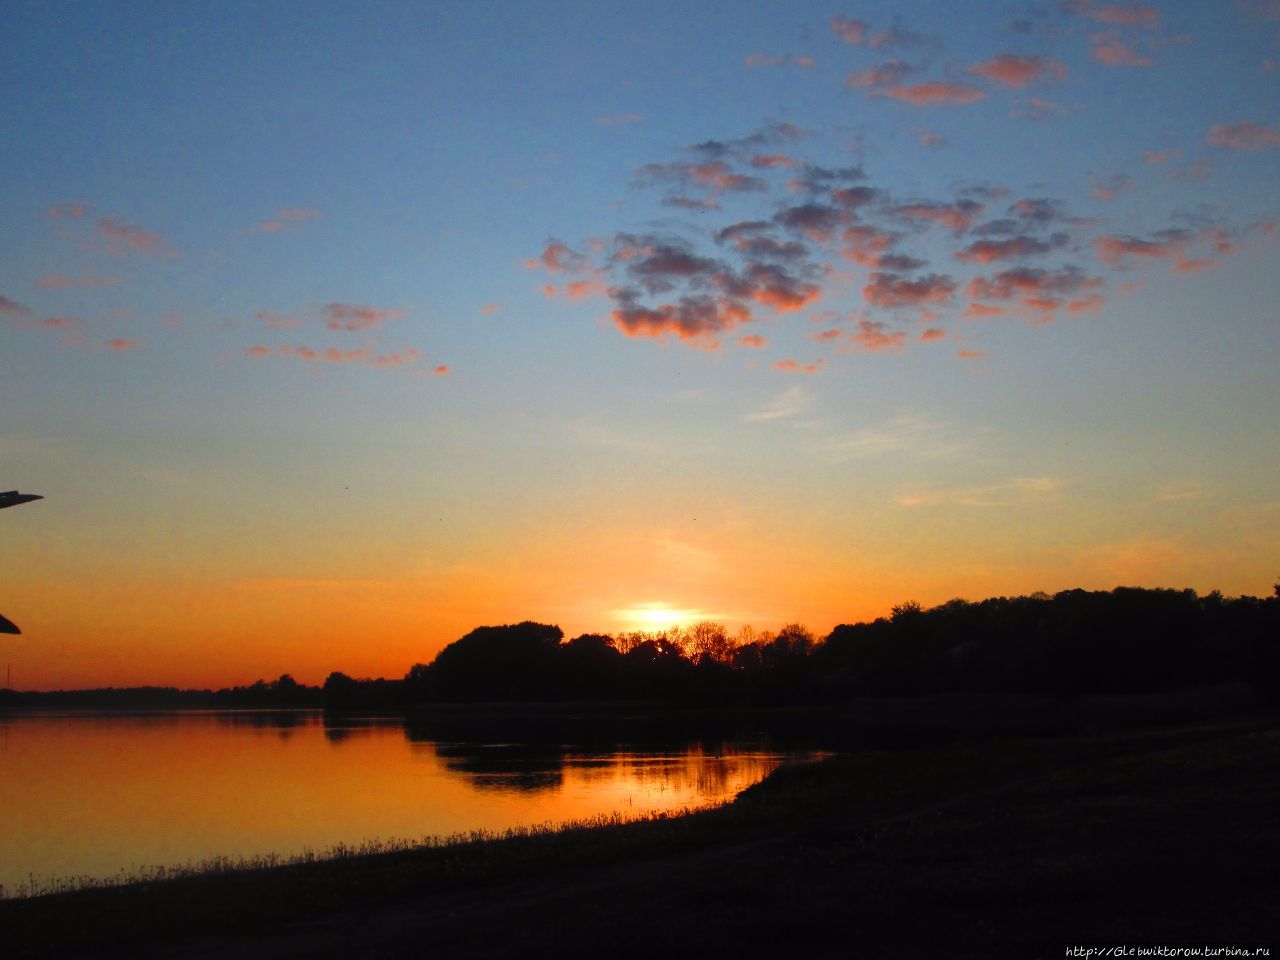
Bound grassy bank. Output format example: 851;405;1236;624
4;696;1278;957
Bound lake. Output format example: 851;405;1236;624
0;709;822;896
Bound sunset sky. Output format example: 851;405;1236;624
3;1;1278;689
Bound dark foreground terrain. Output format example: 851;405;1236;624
5;702;1278;959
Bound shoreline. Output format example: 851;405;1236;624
3;691;1276;957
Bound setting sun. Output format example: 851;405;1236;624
613;603;710;633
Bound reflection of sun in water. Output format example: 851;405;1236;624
615;602;704;632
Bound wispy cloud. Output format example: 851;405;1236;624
251;207;322;233
818;412;966;462
323;303;403;331
1090;33;1153;66
898;475;1067;507
745;385;810;422
877;81;988;106
1206;121;1280;150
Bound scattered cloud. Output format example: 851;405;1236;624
745;52;815;69
1068;1;1160;27
252;207;322;233
850;318;907;352
845;60;914;89
898;475;1067;508
968;54;1066;87
738;334;768;348
745;384;810;421
1090;33;1153;66
1091;173;1135;200
104;338;143;351
773;357;825;374
322;302;403;331
1206;121;1280;150
863;272;957;308
0;295;34;318
877;81;988;106
479;302;501;315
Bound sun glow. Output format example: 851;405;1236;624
613;603;706;633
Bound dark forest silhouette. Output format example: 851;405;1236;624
324;584;1280;709
3;584;1277;711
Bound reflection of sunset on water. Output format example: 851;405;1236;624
0;712;819;895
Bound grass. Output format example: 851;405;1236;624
3;696;1277;957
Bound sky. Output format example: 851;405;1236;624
2;0;1278;689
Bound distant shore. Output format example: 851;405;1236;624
3;688;1276;958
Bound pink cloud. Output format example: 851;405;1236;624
323;303;403;331
1071;1;1160;26
920;327;947;341
841;225;903;267
1090;173;1135;200
968;55;1067;87
831;15;869;44
690;161;764;193
433;365;450;376
253;207;322;233
611;292;751;347
1067;293;1107;313
918;130;947;149
104;338;142;351
47;202;91;219
845;60;914;88
965;302;1006;318
954;234;1067;263
524;239;587;273
97;216;176;257
750;153;797;169
1091;33;1153;66
809;327;844;342
956;349;987;360
479;302;501;315
879;81;988;106
0;295;34;318
968;266;1102;301
863;272;956;308
1173;258;1222;274
368;347;423;368
1095;234;1183;266
738;334;768;348
774;358;825;373
564;278;606;300
893;200;984;232
40;316;82;328
257;310;301;329
851;318;907;352
1012;97;1070;122
1206;122;1280;150
245;345;273;358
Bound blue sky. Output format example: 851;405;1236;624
2;0;1278;687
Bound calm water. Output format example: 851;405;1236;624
0;710;820;895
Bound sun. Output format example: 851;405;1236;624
614;602;702;633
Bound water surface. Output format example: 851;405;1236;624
0;710;819;895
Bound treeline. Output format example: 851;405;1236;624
0;674;322;710
323;586;1280;709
